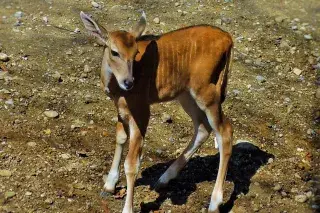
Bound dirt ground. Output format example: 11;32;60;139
0;0;319;212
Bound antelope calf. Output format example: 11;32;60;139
80;11;233;213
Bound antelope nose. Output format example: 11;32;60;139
124;79;134;90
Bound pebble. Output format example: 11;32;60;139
66;49;72;55
293;68;302;75
162;113;173;123
153;17;160;24
5;99;13;105
267;158;274;164
215;19;222;25
25;191;32;196
0;169;12;177
27;142;37;147
60;153;71;159
181;11;187;16
5;191;16;199
295;194;308;203
304;34;312;40
43;110;59;118
316;88;320;99
232;89;240;95
279;40;290;49
275;16;286;23
174;2;180;7
45;198;54;204
14;11;23;19
256;75;266;83
71;119;85;129
52;71;61;81
273;184;282;191
84;64;91;73
245;59;252;64
74;28;80;33
0;53;9;62
84;94;93;104
91;1;100;8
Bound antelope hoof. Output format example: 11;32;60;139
103;174;118;193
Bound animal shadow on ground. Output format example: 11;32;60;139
136;142;274;213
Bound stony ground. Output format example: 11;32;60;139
0;0;319;212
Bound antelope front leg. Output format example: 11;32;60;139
104;120;128;193
123;118;145;213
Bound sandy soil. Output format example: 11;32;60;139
0;0;319;212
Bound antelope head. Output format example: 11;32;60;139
80;11;146;91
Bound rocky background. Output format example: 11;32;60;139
0;0;319;212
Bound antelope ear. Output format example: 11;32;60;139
80;11;108;46
132;11;146;38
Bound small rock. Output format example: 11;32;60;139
306;191;313;198
267;158;274;164
316;88;320;99
27;142;37;147
275;16;286;23
162;113;172;123
174;2;180;7
14;11;23;19
61;153;71;159
181;11;187;16
52;71;61;81
273;184;282;191
45;198;54;204
232;89;240;95
215;19;222;25
80;72;88;78
153;17;160;24
84;64;91;73
5;99;14;105
66;49;72;55
304;34;312;40
0;53;9;62
279;40;290;49
244;59;252;64
256;75;266;83
42;16;48;24
5;191;16;199
73;183;85;189
84;94;93;104
25;191;32;196
91;1;100;8
43;110;59;118
71;119;85;129
293;68;302;75
0;170;12;177
295;194;308;203
74;28;80;33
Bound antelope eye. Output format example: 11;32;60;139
111;49;120;57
